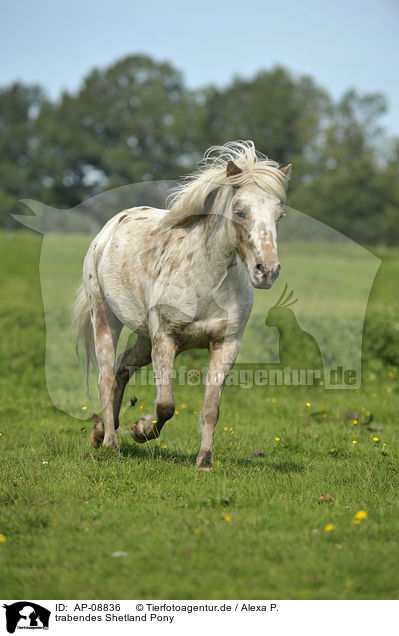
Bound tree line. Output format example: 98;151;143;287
1;54;398;245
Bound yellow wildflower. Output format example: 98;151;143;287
193;528;201;535
352;440;357;444
82;406;87;410
306;402;311;407
0;534;7;542
372;437;379;442
225;515;232;522
324;524;334;532
355;510;367;520
274;437;280;442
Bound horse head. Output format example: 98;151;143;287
227;159;291;289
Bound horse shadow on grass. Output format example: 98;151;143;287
117;441;306;474
118;441;198;466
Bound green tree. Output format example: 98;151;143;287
0;82;45;226
0;56;398;244
33;55;202;208
199;66;331;165
291;90;399;245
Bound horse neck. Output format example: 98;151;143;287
201;211;238;277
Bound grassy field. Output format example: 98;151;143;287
0;231;398;599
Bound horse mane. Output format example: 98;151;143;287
160;140;289;228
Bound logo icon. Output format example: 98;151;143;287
3;602;50;633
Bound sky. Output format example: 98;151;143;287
1;0;398;135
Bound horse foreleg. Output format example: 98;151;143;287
131;335;176;443
113;335;152;429
196;339;241;470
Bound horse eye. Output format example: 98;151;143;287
235;210;245;219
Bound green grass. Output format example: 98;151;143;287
0;231;399;599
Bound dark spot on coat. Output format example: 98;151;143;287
203;188;220;214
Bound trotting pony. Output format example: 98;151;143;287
73;141;291;469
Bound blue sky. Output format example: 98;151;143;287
1;0;398;135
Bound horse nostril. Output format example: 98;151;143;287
275;263;281;275
256;263;266;274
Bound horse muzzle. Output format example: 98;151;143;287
251;261;281;289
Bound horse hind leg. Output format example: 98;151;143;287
89;300;122;449
113;335;152;429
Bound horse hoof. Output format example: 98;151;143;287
131;425;147;444
131;415;159;444
90;422;104;448
196;450;213;470
103;435;119;450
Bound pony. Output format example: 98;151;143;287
73;140;291;469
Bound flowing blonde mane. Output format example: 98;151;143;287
161;140;289;227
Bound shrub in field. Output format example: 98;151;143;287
363;311;399;368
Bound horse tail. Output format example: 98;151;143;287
72;281;96;395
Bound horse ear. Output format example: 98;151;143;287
226;160;242;177
280;163;292;178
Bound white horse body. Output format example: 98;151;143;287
88;206;252;341
74;141;291;469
